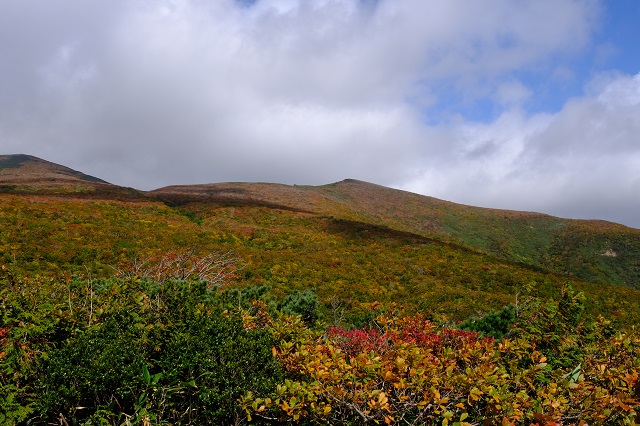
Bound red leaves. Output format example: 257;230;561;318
326;326;389;356
0;326;9;342
326;315;488;357
0;327;10;360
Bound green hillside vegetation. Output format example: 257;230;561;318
0;155;34;171
1;156;639;423
150;179;640;290
1;193;639;326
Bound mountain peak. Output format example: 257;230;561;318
0;154;108;184
0;154;143;196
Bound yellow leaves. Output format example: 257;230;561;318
279;396;299;413
393;378;409;391
244;313;640;425
240;392;278;422
395;356;407;371
241;311;257;330
367;391;390;411
468;387;483;404
441;410;454;426
323;404;332;416
433;388;441;401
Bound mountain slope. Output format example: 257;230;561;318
150;179;640;289
0;154;141;196
3;164;640;426
2;187;639;327
1;155;640;326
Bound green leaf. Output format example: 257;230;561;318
142;364;151;385
151;372;162;385
562;363;581;383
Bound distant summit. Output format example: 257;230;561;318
0;154;108;183
0;154;139;196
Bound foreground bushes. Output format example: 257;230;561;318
0;273;282;424
1;265;639;425
242;291;640;425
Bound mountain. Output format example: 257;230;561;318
1;155;639;325
0;154;141;196
149;179;640;289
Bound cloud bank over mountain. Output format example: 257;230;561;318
1;0;638;227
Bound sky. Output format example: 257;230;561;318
1;0;639;228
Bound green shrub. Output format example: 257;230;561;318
278;289;319;325
458;304;516;339
36;310;149;422
155;311;283;424
509;283;612;369
25;279;284;424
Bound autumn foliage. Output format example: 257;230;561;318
1;261;639;424
242;305;640;425
1;187;640;424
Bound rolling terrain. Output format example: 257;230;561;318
1;154;639;324
150;178;640;289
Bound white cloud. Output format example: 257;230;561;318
3;0;639;227
401;71;640;227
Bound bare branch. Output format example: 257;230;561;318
113;249;240;288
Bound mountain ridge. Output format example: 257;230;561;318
2;154;639;289
149;178;640;289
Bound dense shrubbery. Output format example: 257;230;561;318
0;264;283;424
1;260;639;424
243;302;640;425
458;304;516;339
39;310;149;419
278;289;319;325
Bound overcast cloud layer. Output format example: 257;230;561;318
1;0;639;228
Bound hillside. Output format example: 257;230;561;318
1;155;638;325
0;154;141;196
150;179;640;289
